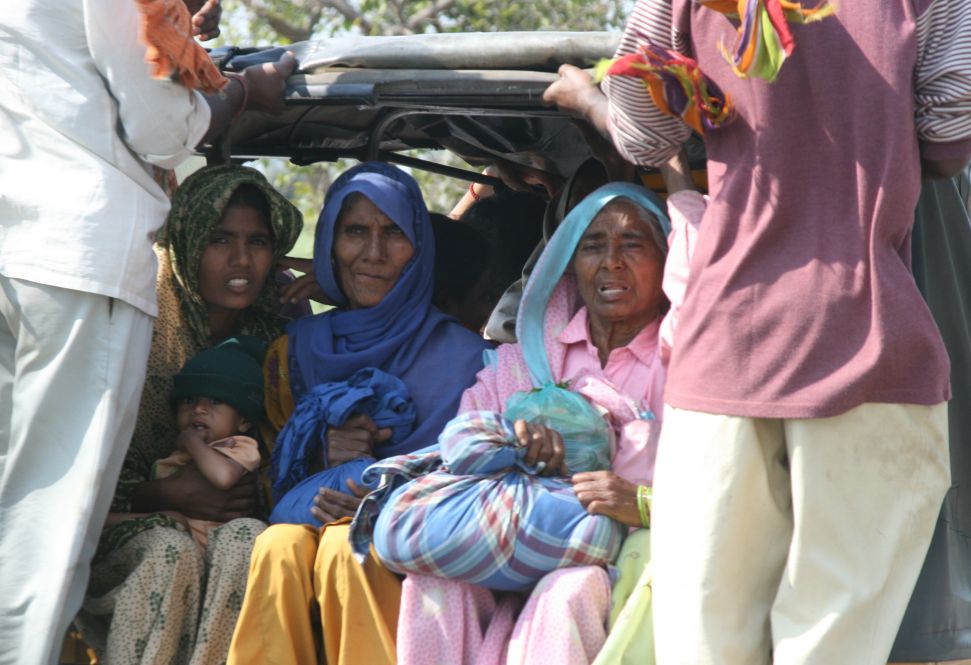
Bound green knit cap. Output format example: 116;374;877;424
171;336;267;422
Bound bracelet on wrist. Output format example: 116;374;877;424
636;485;652;529
468;181;480;202
228;74;249;121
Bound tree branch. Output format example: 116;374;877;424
391;0;408;27
236;0;373;41
406;0;457;31
236;0;314;42
317;0;372;33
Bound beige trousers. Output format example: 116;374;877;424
0;278;152;665
651;403;950;665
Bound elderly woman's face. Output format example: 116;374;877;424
333;194;415;309
573;200;665;328
198;205;274;312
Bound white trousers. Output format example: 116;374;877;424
651;402;950;665
0;277;152;665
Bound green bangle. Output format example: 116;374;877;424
637;485;652;529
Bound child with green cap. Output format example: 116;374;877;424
151;336;267;550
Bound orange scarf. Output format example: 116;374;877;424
135;0;226;93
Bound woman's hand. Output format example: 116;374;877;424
571;471;642;528
175;425;205;453
658;148;696;195
131;465;257;522
513;419;568;476
310;478;369;524
279;273;326;306
491;160;563;201
327;413;391;465
277;256;335;306
448;166;500;219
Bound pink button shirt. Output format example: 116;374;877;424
559;309;664;487
457;190;706;488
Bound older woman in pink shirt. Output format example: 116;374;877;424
395;159;704;665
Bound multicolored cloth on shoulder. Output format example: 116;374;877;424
696;0;837;82
595;44;735;135
351;411;624;592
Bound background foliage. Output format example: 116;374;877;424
213;0;629;257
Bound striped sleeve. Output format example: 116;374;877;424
600;0;692;167
914;0;971;156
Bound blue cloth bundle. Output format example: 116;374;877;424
269;367;415;526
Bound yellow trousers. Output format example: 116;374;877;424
227;518;401;665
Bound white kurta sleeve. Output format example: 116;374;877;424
82;0;212;168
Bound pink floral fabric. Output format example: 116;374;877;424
399;568;611;665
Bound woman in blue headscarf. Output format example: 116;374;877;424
227;162;489;665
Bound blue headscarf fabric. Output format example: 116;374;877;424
287;162;490;461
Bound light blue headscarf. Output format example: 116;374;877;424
517;182;671;386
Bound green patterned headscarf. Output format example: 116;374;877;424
113;165;303;510
157;164;303;347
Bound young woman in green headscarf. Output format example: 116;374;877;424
76;164;303;665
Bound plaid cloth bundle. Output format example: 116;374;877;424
350;410;624;592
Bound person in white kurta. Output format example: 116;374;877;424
0;2;292;663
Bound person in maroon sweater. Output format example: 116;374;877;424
545;1;971;663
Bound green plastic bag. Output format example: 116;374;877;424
504;382;612;474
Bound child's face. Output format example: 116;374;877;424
175;396;250;443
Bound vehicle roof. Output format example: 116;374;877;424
210;32;622;183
